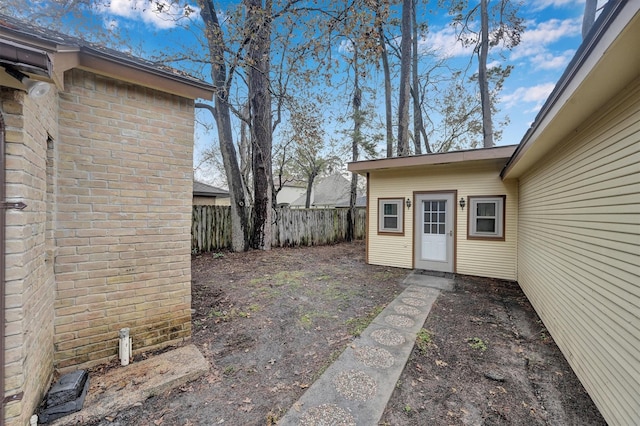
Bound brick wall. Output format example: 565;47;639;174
54;69;194;371
2;86;58;425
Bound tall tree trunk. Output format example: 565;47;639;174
397;0;412;156
411;0;422;155
349;46;362;241
479;0;494;148
239;102;252;198
246;0;273;250
582;0;597;39
304;171;316;209
198;0;250;252
375;0;394;158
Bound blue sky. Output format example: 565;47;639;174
46;0;603;181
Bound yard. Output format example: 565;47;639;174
87;242;604;425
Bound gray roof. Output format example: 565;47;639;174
291;174;363;207
335;195;367;208
193;181;229;198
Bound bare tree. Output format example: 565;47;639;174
446;0;523;148
245;0;273;250
197;0;251;251
397;0;412;156
478;0;493;147
370;0;395;158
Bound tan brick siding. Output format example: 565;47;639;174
2;86;58;426
54;69;194;371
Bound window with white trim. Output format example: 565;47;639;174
378;198;404;234
468;196;505;239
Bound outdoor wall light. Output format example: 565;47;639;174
26;80;51;98
406;198;412;209
3;66;51;98
459;197;466;210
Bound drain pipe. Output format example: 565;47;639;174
119;328;132;366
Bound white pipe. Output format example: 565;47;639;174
119;328;131;366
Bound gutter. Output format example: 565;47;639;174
0;39;51;77
500;0;627;179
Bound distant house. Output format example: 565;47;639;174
290;173;364;208
193;181;230;206
349;3;639;425
274;179;307;206
0;15;214;425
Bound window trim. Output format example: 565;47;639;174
377;198;405;235
467;195;506;240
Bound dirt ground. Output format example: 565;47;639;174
84;242;605;426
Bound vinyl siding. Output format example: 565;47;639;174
517;78;640;426
368;160;518;280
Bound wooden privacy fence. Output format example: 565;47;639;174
192;206;366;253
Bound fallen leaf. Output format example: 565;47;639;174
293;402;303;412
243;398;252;404
435;359;448;367
154;418;164;425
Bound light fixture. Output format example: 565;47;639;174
26;80;51;98
406;198;412;209
3;66;50;98
459;197;466;210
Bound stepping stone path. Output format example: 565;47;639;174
279;272;454;425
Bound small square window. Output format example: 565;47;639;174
468;196;505;240
378;198;404;234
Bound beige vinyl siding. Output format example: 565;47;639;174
368;160;518;280
517;78;640;426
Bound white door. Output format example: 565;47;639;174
414;193;455;272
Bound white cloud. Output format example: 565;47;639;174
530;0;585;11
97;0;199;30
531;49;575;70
338;39;353;54
510;18;581;61
419;26;475;59
501;82;556;111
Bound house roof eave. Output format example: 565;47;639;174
348;145;518;174
0;15;215;100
